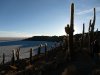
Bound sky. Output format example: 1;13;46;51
0;0;100;37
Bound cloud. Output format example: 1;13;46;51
76;7;100;15
0;31;33;37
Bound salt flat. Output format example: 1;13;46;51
0;38;56;63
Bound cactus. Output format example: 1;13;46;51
30;48;32;64
88;19;92;50
2;53;5;64
65;3;74;58
88;19;92;32
91;8;96;32
88;8;96;51
65;24;70;34
11;50;15;66
16;48;20;60
91;8;96;42
38;45;41;55
44;43;47;56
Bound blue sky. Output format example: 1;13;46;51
0;0;100;37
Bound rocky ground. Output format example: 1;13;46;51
0;46;100;75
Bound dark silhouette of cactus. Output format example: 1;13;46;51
44;43;47;56
88;19;92;33
88;19;92;49
30;48;32;64
65;3;74;58
11;50;15;66
80;23;85;48
38;45;41;55
65;24;70;34
2;53;5;64
16;48;20;61
90;8;96;41
88;8;96;51
91;8;96;32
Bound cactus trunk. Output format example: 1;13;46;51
69;3;74;57
88;8;96;55
16;48;20;61
30;48;32;64
90;8;96;43
2;53;5;64
11;50;15;66
45;43;47;56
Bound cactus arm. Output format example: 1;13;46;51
92;8;96;30
70;3;74;31
88;19;92;32
69;3;74;57
83;23;85;35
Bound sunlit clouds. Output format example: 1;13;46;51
76;7;100;15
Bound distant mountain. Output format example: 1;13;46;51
0;37;25;41
23;36;65;42
23;31;100;42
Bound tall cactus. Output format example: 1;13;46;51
90;8;96;42
88;19;92;32
44;43;47;56
88;19;91;50
2;53;5;64
88;8;96;51
65;3;74;58
11;50;15;66
69;3;74;57
30;48;32;64
91;8;96;32
38;44;41;55
16;48;20;61
87;8;96;58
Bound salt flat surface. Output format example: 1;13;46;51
0;39;56;63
